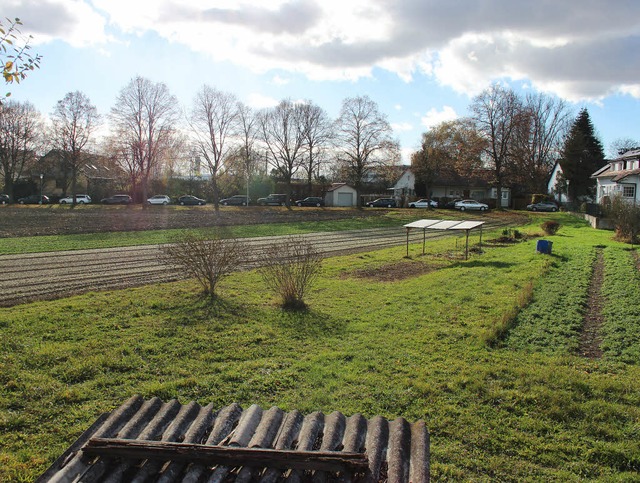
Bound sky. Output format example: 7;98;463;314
4;0;640;162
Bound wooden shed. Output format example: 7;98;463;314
37;395;429;482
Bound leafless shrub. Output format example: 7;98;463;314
159;233;246;298
603;194;640;243
258;236;323;310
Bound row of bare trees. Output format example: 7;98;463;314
413;85;574;203
1;76;399;207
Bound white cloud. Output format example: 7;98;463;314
391;122;413;132
271;75;290;86
10;0;640;101
246;92;279;109
420;106;458;130
8;0;109;46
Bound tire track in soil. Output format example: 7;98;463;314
578;248;604;358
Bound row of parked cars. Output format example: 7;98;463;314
366;197;491;211
2;192;559;211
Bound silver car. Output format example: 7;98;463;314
454;199;489;211
147;195;171;205
59;194;91;204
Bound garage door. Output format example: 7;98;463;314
337;192;353;206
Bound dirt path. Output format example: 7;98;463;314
578;248;604;358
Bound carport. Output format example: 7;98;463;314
404;219;485;260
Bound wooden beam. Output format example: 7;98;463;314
83;438;370;473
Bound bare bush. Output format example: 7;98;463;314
160;233;246;298
603;194;640;243
259;236;323;310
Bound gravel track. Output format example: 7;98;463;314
0;221;506;307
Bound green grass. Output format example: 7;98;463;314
1;213;639;481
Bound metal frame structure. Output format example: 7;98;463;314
404;219;485;260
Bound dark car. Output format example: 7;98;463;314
442;198;462;209
178;195;206;206
18;194;50;204
526;201;559;212
101;194;132;205
220;195;250;206
295;196;325;207
366;198;397;208
257;194;288;206
0;193;9;204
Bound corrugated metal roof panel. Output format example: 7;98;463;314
38;396;430;483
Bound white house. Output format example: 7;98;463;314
392;168;511;208
547;161;569;203
324;183;358;207
592;149;640;204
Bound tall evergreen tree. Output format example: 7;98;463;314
560;108;605;201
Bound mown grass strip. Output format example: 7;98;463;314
504;241;596;355
600;247;640;363
0;216;410;255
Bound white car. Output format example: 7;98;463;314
147;195;171;205
59;194;91;204
454;199;489;211
408;199;438;208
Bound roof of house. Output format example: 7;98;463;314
38;395;430;483
592;149;640;180
326;183;356;192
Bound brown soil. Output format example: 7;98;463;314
578;248;604;358
346;260;440;282
0;206;385;238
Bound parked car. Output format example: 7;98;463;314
408;199;438;208
366;198;397;208
178;195;206;206
101;194;132;205
0;193;9;204
257;194;288;206
526;201;558;212
442;198;462;209
220;195;250;206
147;195;171;205
17;194;50;204
59;194;91;204
455;199;489;211
295;197;325;207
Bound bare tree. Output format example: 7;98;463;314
0;100;41;198
259;236;323;310
109;76;180;205
299;101;333;195
259;99;308;206
608;137;640;158
160;233;247;299
189;86;239;211
470;84;522;208
237;102;259;201
334;95;398;206
50;91;99;202
509;93;571;193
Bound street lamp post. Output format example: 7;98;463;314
39;173;43;204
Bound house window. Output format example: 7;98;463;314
623;185;635;198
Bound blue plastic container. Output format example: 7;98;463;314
536;240;553;254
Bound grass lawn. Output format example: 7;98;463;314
1;213;639;481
